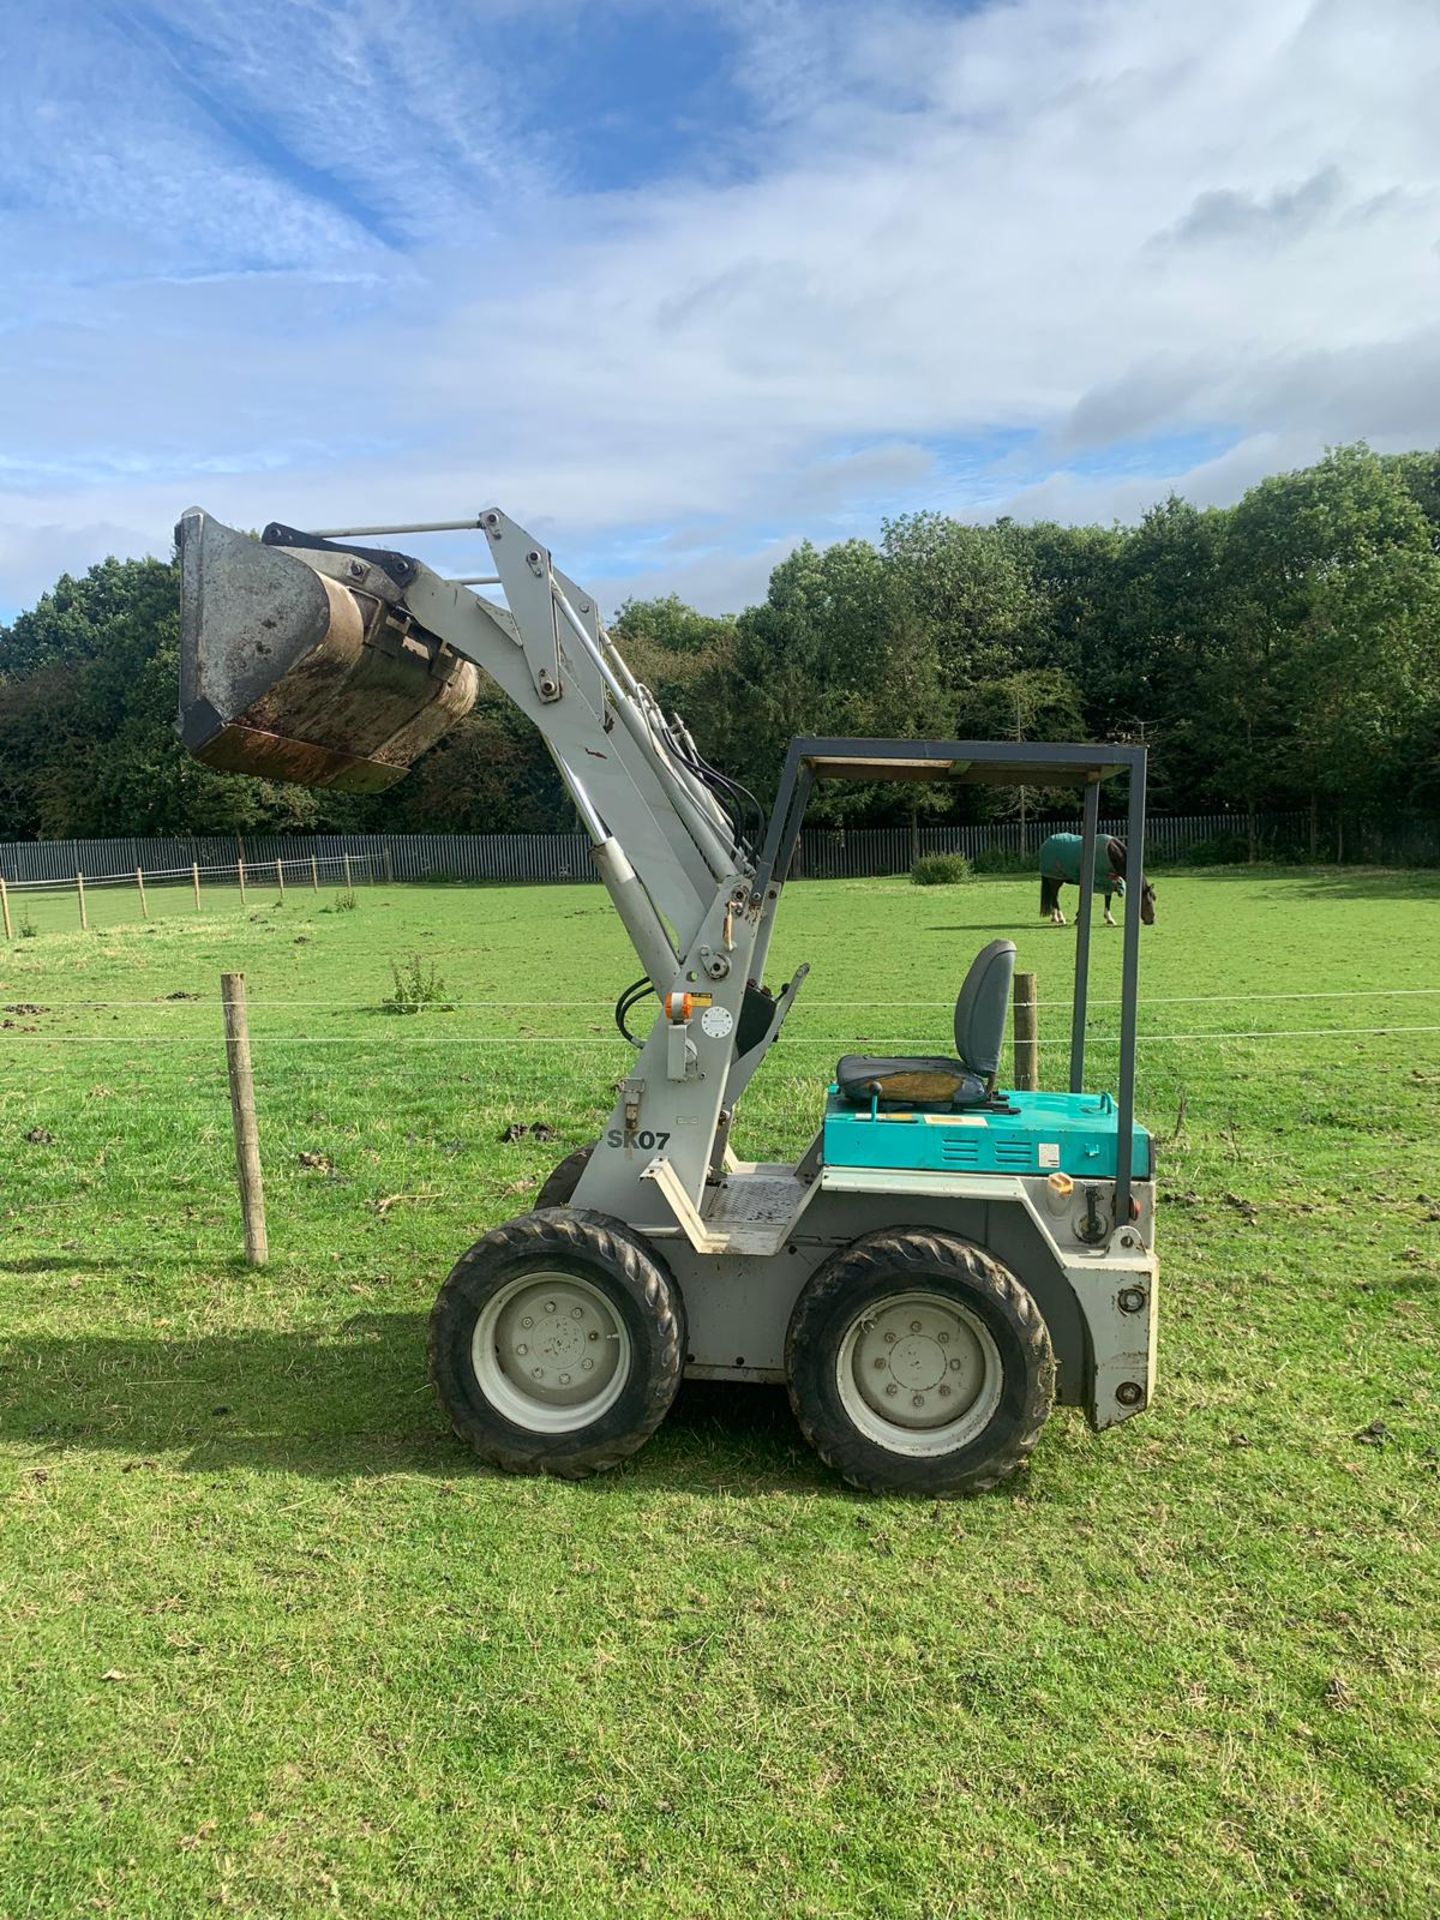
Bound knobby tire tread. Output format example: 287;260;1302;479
428;1207;683;1480
786;1228;1055;1497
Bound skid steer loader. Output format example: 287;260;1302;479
177;506;1158;1495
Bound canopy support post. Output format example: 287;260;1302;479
1070;779;1100;1093
1115;756;1146;1223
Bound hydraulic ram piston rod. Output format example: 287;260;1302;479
567;773;677;994
593;840;679;994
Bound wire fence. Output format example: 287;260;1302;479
18;987;1440;1011
0;848;382;936
0;832;590;889
7;979;1438;1058
10;983;1436;1103
0;848;379;897
9;1020;1439;1045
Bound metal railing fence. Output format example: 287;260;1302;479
1;810;1434;890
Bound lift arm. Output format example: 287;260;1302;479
177;507;750;974
177;507;788;1219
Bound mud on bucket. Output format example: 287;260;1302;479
175;509;479;793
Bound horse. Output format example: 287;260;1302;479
1038;831;1155;927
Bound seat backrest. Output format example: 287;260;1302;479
953;939;1017;1085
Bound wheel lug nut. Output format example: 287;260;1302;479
939;1385;952;1398
912;1394;925;1409
885;1384;898;1397
544;1301;556;1314
949;1359;962;1372
884;1331;896;1344
938;1332;950;1344
582;1359;593;1372
531;1366;544;1379
559;1373;571;1386
516;1343;528;1356
572;1307;584;1320
588;1330;599;1341
521;1316;533;1329
873;1357;886;1370
910;1321;922;1333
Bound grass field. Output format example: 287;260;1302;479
2;868;1438;1918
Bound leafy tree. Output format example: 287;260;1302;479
731;540;948;821
1076;497;1229;808
0;557;337;837
880;513;1043;688
953;667;1087;746
952;668;1089;837
1216;446;1440;830
3;444;1439;847
384;688;569;834
995;519;1126;680
1284;546;1440;833
610;597;740;774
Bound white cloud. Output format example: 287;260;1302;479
0;517;164;610
4;0;1440;613
591;533;805;620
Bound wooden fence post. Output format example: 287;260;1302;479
342;851;353;892
76;872;88;932
192;862;202;911
237;857;247;905
136;868;149;920
1013;971;1038;1092
382;845;394;885
275;859;285;899
310;854;319;890
221;972;268;1267
0;876;10;942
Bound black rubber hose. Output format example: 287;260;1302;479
615;976;655;1047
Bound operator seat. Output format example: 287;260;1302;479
836;938;1017;1109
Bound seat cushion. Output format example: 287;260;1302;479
836;1055;989;1109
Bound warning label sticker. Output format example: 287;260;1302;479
1038;1142;1061;1169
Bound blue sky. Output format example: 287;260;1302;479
3;0;1439;618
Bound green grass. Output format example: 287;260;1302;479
2;869;1438;1918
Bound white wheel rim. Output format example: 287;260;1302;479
472;1270;631;1434
836;1290;1003;1458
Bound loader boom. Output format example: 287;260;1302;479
179;508;755;950
177;507;780;1216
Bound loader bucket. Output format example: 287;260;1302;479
176;508;479;792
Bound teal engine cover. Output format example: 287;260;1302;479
823;1087;1153;1180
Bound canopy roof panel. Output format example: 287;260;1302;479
793;738;1141;788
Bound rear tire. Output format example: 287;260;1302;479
786;1229;1054;1496
429;1208;684;1478
535;1141;595;1209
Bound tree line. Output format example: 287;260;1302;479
2;443;1438;847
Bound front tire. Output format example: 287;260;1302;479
786;1229;1054;1496
429;1209;685;1478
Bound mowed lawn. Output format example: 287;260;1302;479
1;868;1437;1918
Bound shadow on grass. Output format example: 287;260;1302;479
0;1314;824;1494
0;1257;138;1275
1153;866;1440;901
